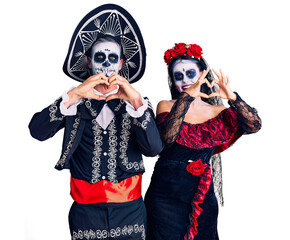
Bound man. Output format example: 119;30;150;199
29;4;162;240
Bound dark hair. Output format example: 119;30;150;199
167;55;219;105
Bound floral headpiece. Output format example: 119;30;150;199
164;43;203;65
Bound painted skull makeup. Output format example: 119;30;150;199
90;41;122;77
173;59;201;92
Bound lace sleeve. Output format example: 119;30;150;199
161;92;195;147
228;92;262;134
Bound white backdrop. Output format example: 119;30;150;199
1;0;289;239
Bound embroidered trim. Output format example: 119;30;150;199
107;117;118;183
49;98;64;122
91;119;103;184
85;100;97;117
114;99;125;112
56;115;80;168
133;111;151;130
72;223;145;240
119;114;144;171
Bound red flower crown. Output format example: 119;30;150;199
164;43;203;65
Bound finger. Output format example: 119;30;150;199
94;95;106;101
204;79;212;88
212;68;222;80
109;78;124;86
202;68;210;79
208;92;220;98
197;69;208;82
220;69;226;83
108;74;125;84
210;79;220;88
90;73;109;83
89;78;109;87
105;93;120;101
199;92;209;98
226;75;230;86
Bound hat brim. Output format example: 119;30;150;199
63;4;146;83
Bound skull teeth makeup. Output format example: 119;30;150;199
91;41;121;77
172;59;201;93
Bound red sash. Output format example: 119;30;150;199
70;174;142;204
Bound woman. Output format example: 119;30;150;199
144;43;261;240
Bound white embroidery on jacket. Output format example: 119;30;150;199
49;98;64;122
133;111;151;130
56;115;80;168
85;100;97;117
107;117;118;183
72;223;145;240
91;119;103;183
114;99;125;112
120;113;144;171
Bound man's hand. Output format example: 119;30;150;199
106;73;143;110
64;73;108;108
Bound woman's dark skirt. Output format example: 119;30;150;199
144;158;219;240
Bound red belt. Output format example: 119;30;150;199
70;174;142;204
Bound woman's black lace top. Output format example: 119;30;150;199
158;92;261;149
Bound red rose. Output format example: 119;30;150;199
186;159;205;175
171;43;187;57
164;49;173;64
188;44;203;58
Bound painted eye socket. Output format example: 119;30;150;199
108;53;119;64
174;72;184;81
186;69;196;79
94;52;106;63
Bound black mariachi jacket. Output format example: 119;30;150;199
29;96;163;182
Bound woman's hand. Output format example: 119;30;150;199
208;69;237;102
106;73;143;110
184;68;211;98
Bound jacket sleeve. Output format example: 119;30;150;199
28;97;66;141
130;98;164;157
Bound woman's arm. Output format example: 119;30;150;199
158;92;195;147
228;93;261;133
209;69;262;134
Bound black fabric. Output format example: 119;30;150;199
145;146;218;240
69;197;147;240
160;92;194;147
228;92;262;134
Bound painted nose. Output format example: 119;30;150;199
183;77;192;84
102;61;110;67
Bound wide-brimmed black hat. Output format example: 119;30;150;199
63;4;146;83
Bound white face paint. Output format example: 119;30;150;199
90;41;121;77
172;59;201;92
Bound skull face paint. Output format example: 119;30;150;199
90;41;122;77
172;59;201;92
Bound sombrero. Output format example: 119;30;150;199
63;4;146;83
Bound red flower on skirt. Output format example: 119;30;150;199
186;159;205;175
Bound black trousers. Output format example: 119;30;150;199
69;197;146;240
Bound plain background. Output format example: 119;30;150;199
1;0;289;239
